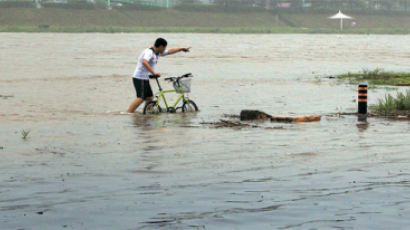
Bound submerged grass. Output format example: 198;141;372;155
21;129;30;140
372;89;410;113
335;69;410;86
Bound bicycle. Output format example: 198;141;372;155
143;73;199;114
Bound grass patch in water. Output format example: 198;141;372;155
335;69;410;86
372;89;410;114
21;129;31;140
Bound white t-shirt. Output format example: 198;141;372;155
133;48;168;80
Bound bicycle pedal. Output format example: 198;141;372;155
168;107;177;113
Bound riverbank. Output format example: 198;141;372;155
2;25;410;34
1;8;409;34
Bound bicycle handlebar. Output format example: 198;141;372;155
148;73;193;92
149;74;160;79
160;73;193;82
180;73;192;78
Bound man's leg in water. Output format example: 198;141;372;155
127;97;144;113
144;96;153;105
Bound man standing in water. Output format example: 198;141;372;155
127;38;191;113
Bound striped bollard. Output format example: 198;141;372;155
358;84;368;121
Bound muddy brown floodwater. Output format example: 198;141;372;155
1;33;410;230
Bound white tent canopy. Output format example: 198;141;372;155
329;10;354;31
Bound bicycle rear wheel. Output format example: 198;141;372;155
143;101;163;115
182;100;198;112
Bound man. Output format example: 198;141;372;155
127;38;191;113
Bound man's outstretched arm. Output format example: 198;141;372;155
166;47;191;55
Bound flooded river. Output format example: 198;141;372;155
1;33;410;229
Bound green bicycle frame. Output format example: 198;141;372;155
154;88;191;111
148;76;195;113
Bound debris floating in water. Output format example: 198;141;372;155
240;110;272;121
200;119;283;130
240;110;321;123
201;110;321;129
0;95;14;99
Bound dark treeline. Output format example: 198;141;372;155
180;0;410;12
1;0;409;13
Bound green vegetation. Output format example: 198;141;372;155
335;69;410;86
372;90;410;113
21;129;30;140
280;12;410;30
0;8;285;28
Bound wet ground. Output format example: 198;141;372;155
1;33;410;229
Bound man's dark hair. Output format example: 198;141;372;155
154;38;167;48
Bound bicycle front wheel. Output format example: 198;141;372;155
143;101;163;115
182;100;199;112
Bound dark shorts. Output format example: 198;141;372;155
133;78;153;99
